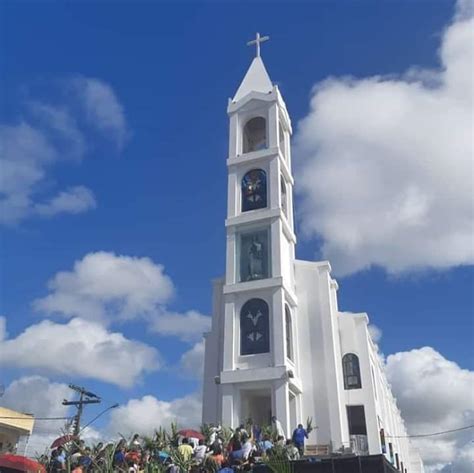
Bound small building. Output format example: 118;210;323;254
0;406;35;455
202;37;424;473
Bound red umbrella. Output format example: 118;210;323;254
0;454;46;473
50;434;78;449
178;429;204;440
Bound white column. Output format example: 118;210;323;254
274;379;290;438
221;384;235;427
268;103;278;148
222;298;235;371
225;229;236;285
272;288;286;366
229;113;239;157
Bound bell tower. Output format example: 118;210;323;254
212;34;301;436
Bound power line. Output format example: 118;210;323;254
386;424;474;439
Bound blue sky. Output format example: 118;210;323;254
1;1;473;469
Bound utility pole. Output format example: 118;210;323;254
62;384;101;436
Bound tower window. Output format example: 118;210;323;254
242;169;267;212
285;305;293;361
240;298;270;355
343;353;362;389
243;117;266;153
238;229;270;282
280;176;288;217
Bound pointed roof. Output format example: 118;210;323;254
233;56;273;102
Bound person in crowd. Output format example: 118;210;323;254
271;416;285;438
292;423;309;456
276;435;286;447
230;433;254;462
208;445;225;468
258;434;273;455
227;432;241;454
130;434;141;448
79;447;93;471
113;445;127;469
285;439;300;460
252;423;262;443
177;437;194;461
193;438;208;464
208;424;222;446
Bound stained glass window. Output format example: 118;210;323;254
240;298;270;355
242;169;267;212
243;117;266;153
343;353;362;389
239;229;269;282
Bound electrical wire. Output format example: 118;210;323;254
385;424;474;439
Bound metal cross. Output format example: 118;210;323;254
247;32;269;58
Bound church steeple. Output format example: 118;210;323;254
233;56;273;102
233;33;273;102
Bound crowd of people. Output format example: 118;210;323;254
42;419;311;473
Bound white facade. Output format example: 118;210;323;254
202;53;423;473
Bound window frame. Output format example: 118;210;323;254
342;353;362;390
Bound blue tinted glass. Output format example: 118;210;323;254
240;298;270;355
242;169;267;212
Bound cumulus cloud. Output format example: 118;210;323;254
34;186;97;217
34;251;210;340
179;340;205;379
151;311;211;342
107;393;202;436
72;77;128;151
368;323;382;344
386;347;474;472
34;251;175;324
0;76;128;225
2;376;72;455
294;5;473;275
0;317;160;387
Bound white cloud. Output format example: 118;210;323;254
0;77;128;225
0;317;160;387
107;393;202;437
35;186;97;217
179;340;205;379
34;252;174;324
368;324;382;344
151;311;211;342
2;376;71;432
72;77;128;150
2;377;105;456
33;252;210;341
294;5;473;276
386;347;474;472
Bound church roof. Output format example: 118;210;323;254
233;56;273;102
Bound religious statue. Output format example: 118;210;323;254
248;236;264;280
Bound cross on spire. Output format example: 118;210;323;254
247;32;269;58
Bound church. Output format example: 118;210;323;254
202;35;424;473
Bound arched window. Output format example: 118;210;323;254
285;305;293;361
243;117;266;153
342;353;362;389
242;169;267;212
280;176;288;217
240;298;270;355
239;228;270;282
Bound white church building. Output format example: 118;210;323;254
202;36;424;473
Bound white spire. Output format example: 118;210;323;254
233;56;273;102
233;33;273;102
